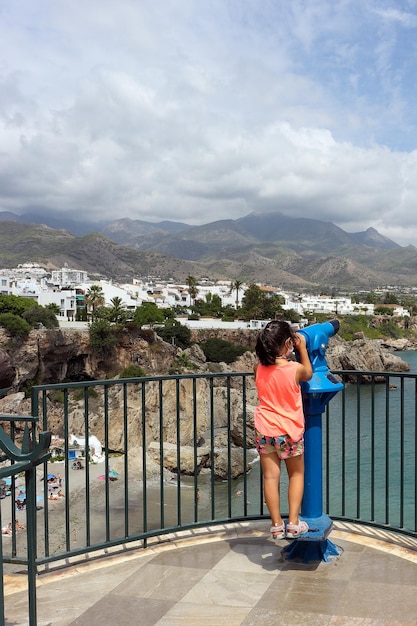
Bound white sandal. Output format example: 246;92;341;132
270;523;285;540
286;520;308;538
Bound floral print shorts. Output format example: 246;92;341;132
255;431;304;459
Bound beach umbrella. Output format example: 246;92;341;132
47;474;56;480
16;494;25;501
4;478;11;486
97;475;106;481
108;471;119;478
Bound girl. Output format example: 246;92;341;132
254;320;313;539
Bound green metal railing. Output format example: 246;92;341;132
327;370;417;536
1;369;416;624
0;416;51;626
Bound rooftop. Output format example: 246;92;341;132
4;520;417;626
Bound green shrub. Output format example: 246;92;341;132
22;305;59;329
200;338;247;363
0;313;31;338
338;315;381;341
156;320;191;349
119;365;147;379
72;387;99;401
21;377;41;398
378;321;403;339
168;352;193;374
0;294;39;316
48;390;65;404
89;319;118;355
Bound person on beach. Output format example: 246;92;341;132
254;320;313;540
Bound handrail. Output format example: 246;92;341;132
0;419;51;626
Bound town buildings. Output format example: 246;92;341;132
0;263;411;321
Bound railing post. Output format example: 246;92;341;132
26;464;38;625
0;487;5;626
0;418;51;626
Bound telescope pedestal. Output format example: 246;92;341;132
281;514;343;563
282;408;343;563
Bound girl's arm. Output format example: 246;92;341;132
293;333;313;383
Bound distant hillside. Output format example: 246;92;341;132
1;210;416;289
0;222;215;282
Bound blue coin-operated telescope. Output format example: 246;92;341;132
283;319;344;563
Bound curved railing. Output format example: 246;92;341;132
0;369;416;624
326;370;417;536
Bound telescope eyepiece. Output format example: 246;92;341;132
328;319;340;333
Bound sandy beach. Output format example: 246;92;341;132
1;457;205;571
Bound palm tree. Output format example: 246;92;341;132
109;296;126;323
185;275;199;306
231;279;243;309
85;285;105;321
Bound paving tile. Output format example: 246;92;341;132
112;562;208;601
5;588;105;626
156;603;252;625
241;608;332;625
69;596;175;626
352;549;417;586
335;579;417;622
329;617;415;625
259;575;348;615
179;568;275;608
149;540;230;569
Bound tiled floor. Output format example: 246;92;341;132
4;521;417;626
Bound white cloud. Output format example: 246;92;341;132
1;1;417;246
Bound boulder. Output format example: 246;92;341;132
327;335;409;382
147;441;210;475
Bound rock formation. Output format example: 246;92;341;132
326;334;409;382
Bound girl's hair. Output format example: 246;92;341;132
255;320;295;366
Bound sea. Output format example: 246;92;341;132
192;349;417;530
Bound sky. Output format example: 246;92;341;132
2;1;417;246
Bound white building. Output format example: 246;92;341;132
81;280;140;314
11;281;77;320
51;267;89;286
283;294;376;317
0;275;12;295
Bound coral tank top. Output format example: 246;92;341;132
254;361;305;441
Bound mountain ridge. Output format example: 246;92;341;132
0;210;416;289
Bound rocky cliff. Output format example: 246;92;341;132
0;326;411;391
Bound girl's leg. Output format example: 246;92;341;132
260;452;282;526
284;454;305;525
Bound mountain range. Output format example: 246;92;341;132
1;210;417;290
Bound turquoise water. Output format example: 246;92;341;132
206;350;417;531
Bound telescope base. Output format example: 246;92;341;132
282;538;343;563
281;515;343;563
